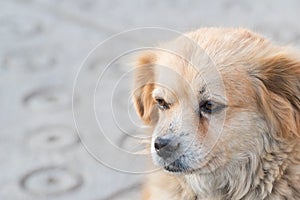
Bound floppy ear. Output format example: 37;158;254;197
132;52;158;125
252;52;300;139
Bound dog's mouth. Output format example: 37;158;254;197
161;152;220;174
164;164;182;173
163;159;192;174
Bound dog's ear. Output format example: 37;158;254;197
132;52;158;125
252;51;300;139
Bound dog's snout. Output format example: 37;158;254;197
154;137;170;150
154;137;179;159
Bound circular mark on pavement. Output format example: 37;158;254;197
0;15;44;37
20;166;83;196
23;87;72;111
27;125;79;151
1;45;60;72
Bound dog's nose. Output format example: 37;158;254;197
154;137;179;158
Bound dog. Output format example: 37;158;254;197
132;28;300;200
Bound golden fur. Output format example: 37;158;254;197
132;28;300;200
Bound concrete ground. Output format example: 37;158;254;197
1;0;300;199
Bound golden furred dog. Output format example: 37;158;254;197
132;28;300;200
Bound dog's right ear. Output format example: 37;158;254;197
251;51;300;139
132;52;158;125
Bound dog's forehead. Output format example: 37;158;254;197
151;28;269;101
154;51;226;100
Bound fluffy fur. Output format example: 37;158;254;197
132;28;300;200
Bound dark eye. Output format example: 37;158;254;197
155;98;170;110
200;100;225;114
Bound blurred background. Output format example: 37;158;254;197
1;0;300;199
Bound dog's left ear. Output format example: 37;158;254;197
252;51;300;139
132;51;158;125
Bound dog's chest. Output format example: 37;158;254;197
185;174;221;199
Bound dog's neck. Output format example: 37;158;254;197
185;139;300;200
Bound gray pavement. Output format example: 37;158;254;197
1;0;300;199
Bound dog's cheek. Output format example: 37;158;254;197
204;113;264;158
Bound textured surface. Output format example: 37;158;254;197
1;1;300;199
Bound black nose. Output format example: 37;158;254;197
154;137;179;159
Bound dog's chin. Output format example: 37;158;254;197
159;159;196;174
154;153;220;175
163;163;198;174
163;164;188;174
163;161;218;175
153;156;189;174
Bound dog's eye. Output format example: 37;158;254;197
155;98;170;111
200;100;225;114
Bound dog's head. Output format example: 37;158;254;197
132;28;300;174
